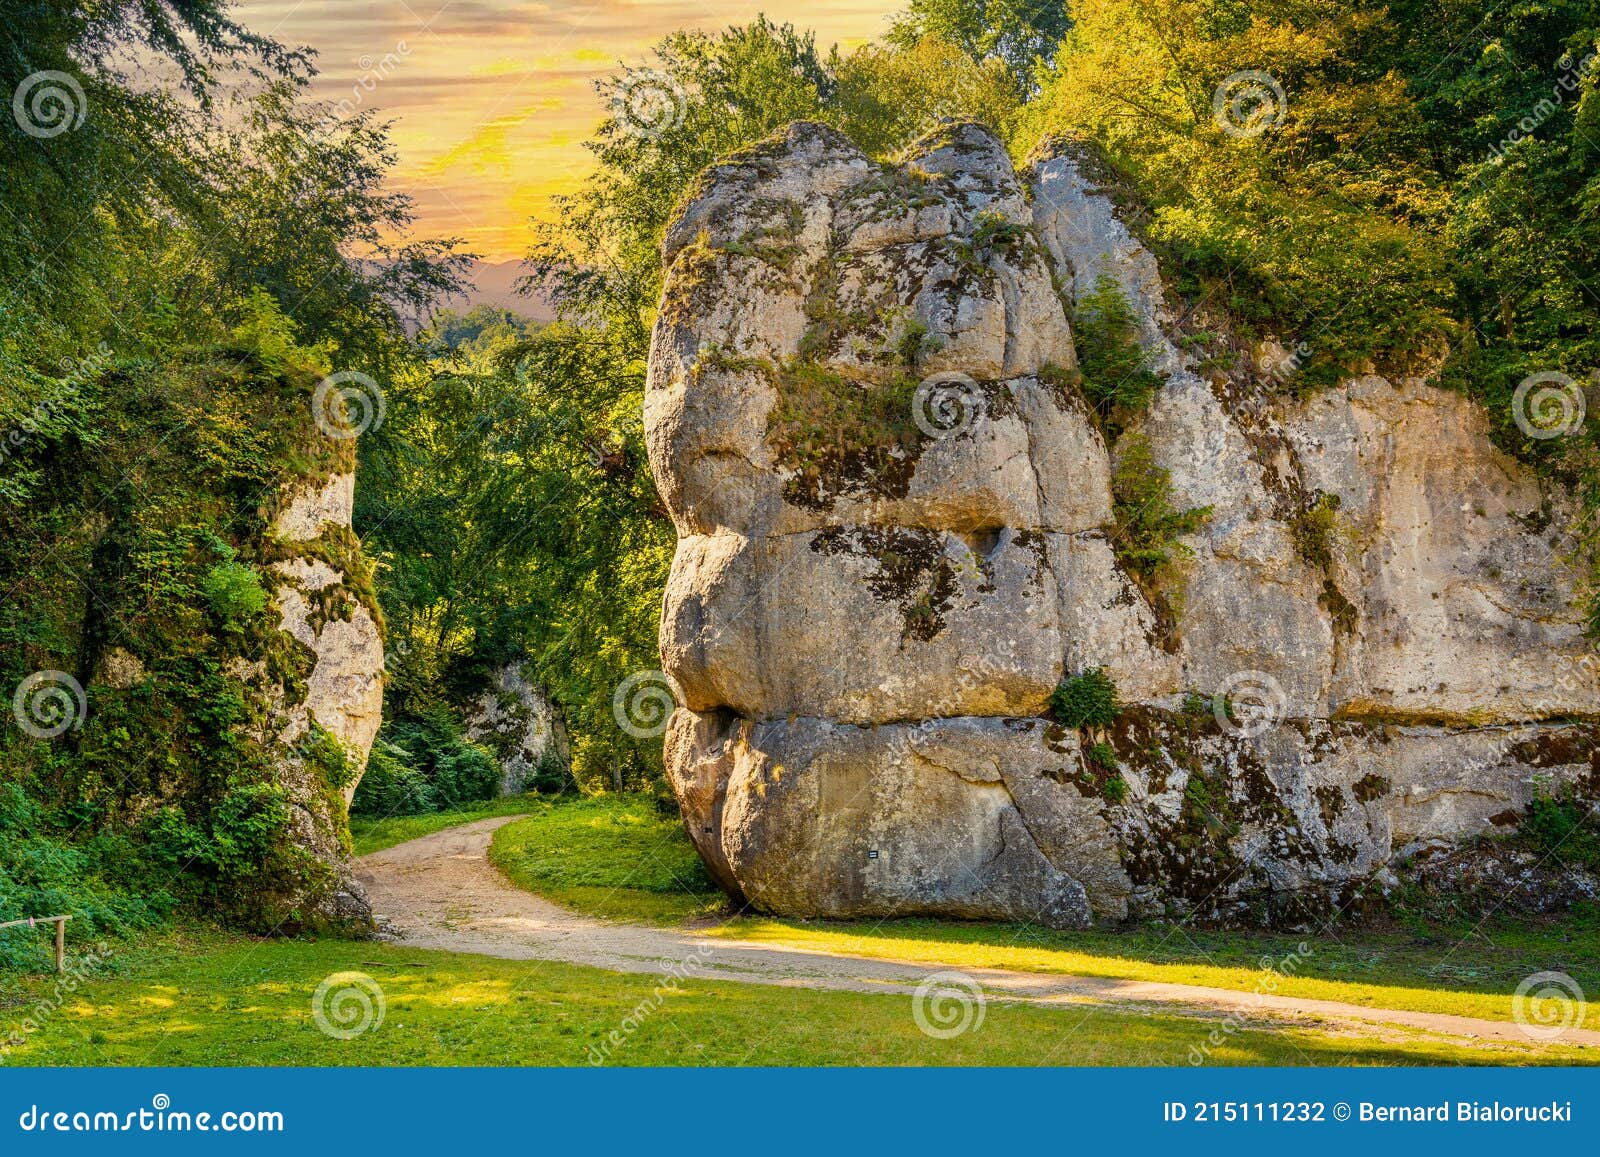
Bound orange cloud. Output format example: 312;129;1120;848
237;0;898;260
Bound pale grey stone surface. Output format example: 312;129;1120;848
649;124;1600;927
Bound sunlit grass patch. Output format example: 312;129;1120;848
488;795;724;924
481;794;1599;1029
2;932;1585;1068
351;795;546;855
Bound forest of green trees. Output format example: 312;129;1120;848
1;0;1597;944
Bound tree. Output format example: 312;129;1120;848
1022;0;1456;385
1021;0;1598;626
889;0;1071;91
0;0;470;921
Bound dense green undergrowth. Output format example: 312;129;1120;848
353;711;502;819
0;786;173;971
0;311;374;933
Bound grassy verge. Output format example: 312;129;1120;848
488;795;726;924
351;796;546;856
489;797;1598;1028
698;914;1600;1026
1;931;1583;1067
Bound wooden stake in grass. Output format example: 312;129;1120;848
0;914;72;974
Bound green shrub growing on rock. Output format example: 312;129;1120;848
1072;273;1164;440
1518;782;1600;871
1108;438;1211;579
1052;668;1120;729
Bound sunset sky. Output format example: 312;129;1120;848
235;1;901;262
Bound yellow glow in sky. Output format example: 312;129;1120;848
236;1;899;261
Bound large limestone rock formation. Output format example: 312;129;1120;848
648;122;1600;927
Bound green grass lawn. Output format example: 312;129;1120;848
1;930;1585;1067
485;797;1599;1029
350;795;546;856
487;795;727;923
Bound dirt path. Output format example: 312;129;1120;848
357;816;1599;1051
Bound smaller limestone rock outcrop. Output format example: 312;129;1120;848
267;474;385;776
230;471;386;924
463;663;571;794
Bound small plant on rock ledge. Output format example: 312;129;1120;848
1097;770;1130;804
1108;437;1211;579
956;209;1030;272
1086;740;1119;771
894;317;944;369
1052;667;1120;729
1073;272;1164;441
1291;490;1342;570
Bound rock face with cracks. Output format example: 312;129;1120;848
646;121;1600;927
230;471;385;925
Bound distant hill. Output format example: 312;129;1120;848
444;259;555;322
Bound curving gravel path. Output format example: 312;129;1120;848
357;816;1600;1052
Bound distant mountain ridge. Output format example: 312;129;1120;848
445;259;554;322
